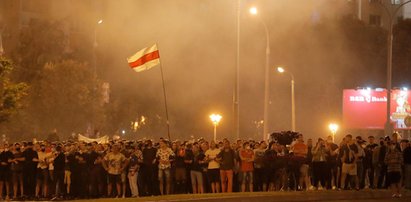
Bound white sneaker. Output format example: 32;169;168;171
392;194;397;198
332;186;337;190
309;186;315;191
318;186;324;191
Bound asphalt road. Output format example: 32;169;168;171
79;189;411;202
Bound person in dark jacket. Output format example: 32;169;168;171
0;143;12;200
364;136;378;189
141;140;158;196
23;142;38;199
217;139;236;193
10;143;25;199
186;144;205;194
53;145;65;199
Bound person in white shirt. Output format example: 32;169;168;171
205;141;221;193
155;140;174;195
35;144;52;198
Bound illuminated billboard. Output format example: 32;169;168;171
343;89;411;129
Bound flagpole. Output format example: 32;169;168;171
156;45;171;140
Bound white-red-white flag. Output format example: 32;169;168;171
127;44;160;72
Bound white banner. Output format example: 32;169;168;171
78;134;109;144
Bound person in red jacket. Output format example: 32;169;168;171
239;142;254;192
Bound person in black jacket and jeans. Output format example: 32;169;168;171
53;145;65;199
141;140;158;196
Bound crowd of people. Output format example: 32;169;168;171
0;132;410;200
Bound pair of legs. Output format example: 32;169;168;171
272;168;287;191
388;172;402;197
390;182;402;196
140;165;156;196
64;170;71;196
53;170;65;198
327;163;338;189
13;172;24;198
340;163;359;190
35;169;49;198
175;168;187;194
0;179;10;200
207;169;220;193
254;168;267;191
107;174;121;197
376;164;387;188
121;173;127;198
128;171;139;197
89;169;105;197
158;168;171;195
299;164;311;190
312;161;327;188
190;170;204;194
241;171;253;192
220;169;233;193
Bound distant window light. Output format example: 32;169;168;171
369;15;381;26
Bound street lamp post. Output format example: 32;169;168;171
93;19;103;76
277;67;296;132
250;7;270;140
328;123;339;143
234;0;241;140
91;19;103;134
378;0;411;135
210;114;222;142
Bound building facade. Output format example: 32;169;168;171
0;0;103;56
348;0;410;28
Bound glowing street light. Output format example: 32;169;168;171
250;6;270;140
328;123;339;143
277;66;296;132
249;7;258;15
210;114;222;142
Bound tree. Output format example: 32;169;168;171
29;60;104;136
0;57;28;124
13;20;66;83
5;19;98;140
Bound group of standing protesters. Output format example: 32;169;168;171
0;132;410;200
